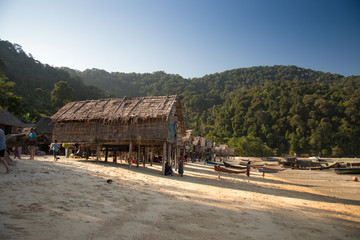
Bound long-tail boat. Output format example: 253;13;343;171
223;160;247;169
214;165;246;174
256;168;280;173
205;160;224;166
334;167;360;174
261;157;280;162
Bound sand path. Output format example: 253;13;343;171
0;156;359;240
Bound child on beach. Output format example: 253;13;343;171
0;129;10;173
50;140;60;162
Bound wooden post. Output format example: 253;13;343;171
128;141;132;168
85;147;90;160
168;143;172;166
137;144;140;168
162;142;167;175
113;149;117;163
105;146;108;162
96;145;101;162
143;147;146;167
175;146;179;171
150;147;153;166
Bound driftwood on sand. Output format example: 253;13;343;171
4;134;49;165
5;134;49;148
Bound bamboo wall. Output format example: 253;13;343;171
52;119;177;145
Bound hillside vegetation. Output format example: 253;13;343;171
1;39;360;156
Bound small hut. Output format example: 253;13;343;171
0;109;25;133
51;95;186;173
181;130;193;153
34;117;54;153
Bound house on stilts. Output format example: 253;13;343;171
50;95;186;174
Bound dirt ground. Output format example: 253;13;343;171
0;155;359;240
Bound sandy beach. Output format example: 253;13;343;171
0;155;359;240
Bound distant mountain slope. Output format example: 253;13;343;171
66;65;360;156
2;38;360;156
0;39;106;120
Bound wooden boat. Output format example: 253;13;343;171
223;160;247;169
261;157;280;162
214;165;246;174
292;161;340;170
205;160;224;166
334;167;360;174
256;168;280;173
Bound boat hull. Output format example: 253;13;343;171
256;168;279;173
214;165;246;174
205;161;224;166
334;167;360;174
223;160;247;169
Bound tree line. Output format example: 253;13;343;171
1;39;360;156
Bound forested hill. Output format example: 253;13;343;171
0;40;106;121
1;39;360;156
67;66;360;157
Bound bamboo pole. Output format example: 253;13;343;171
168;143;172;166
162;142;166;175
129;141;132;168
150;147;153;166
137;144;140;168
105;146;108;162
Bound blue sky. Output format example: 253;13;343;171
0;0;359;78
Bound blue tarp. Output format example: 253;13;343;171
170;123;175;138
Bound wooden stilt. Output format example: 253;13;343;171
129;141;132;168
96;145;101;162
150;147;153;166
137;144;140;168
168;143;172;166
105;146;108;162
175;146;178;171
162;142;167;175
143;147;146;167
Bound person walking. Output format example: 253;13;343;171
50;140;60;162
28;129;36;160
0;129;10;174
178;154;185;177
246;161;251;177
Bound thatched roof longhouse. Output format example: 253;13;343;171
51;95;186;146
52;96;184;126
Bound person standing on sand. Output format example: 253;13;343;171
50;140;60;162
15;129;23;159
246;161;251;177
178;154;185;177
28;128;36;160
0;129;10;174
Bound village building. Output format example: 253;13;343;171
191;136;215;160
50;95;186;174
34;117;54;153
181;130;193;154
0;109;25;134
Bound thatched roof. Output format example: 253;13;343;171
0;109;25;127
34;117;53;134
182;130;193;142
51;95;185;131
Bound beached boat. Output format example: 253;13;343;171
205;160;224;166
223;160;247;169
256;168;280;173
334;167;360;174
214;165;246;174
261;157;280;162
